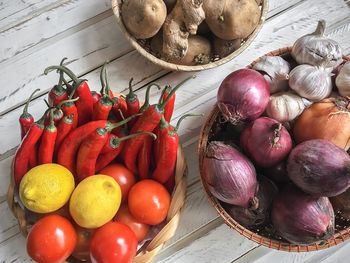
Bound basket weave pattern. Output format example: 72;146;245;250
7;144;187;263
198;47;350;252
111;0;268;72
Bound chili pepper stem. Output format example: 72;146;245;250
44;65;82;86
126;78;137;102
56;97;79;109
21;89;40;118
100;62;107;95
110;132;156;148
158;75;196;111
140;83;162;112
168;113;203;135
105;113;142;131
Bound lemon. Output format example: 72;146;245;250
19;164;75;213
69;175;121;228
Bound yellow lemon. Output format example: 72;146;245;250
69;175;121;228
19;164;75;213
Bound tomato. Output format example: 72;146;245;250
114;204;150;242
71;225;96;261
26;215;77;263
90;222;137;263
128;179;170;225
100;163;136;203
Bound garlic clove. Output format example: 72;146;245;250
291;20;343;69
336;61;350;97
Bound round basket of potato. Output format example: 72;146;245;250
111;0;268;71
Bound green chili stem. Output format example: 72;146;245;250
44;65;82;86
56;97;79;109
100;62;107;95
126;78;137;102
168;113;203;136
105;113;142;131
23;89;40;115
140;83;162;112
159;75;196;111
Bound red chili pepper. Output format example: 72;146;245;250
95;132;156;173
161;85;175;123
54;113;74;158
112;96;128;121
14;110;49;187
49;97;79;125
123;76;195;174
137;135;153;180
48;58;68;107
125;78;140;128
153;114;201;184
91;91;101;104
44;65;93;126
28;144;38;170
76;117;146;181
92;64;113;121
57;114;140;174
19;89;40;139
76;127;109;181
38;108;57;164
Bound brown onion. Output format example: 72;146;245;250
203;141;258;207
240;117;292;167
272;185;334;245
294;96;350;151
287;139;350;197
224;175;278;227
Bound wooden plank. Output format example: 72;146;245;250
0;0;65;32
0;0;111;63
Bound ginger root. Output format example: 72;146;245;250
162;0;205;60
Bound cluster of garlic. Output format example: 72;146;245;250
259;20;347;123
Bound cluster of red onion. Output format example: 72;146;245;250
203;68;350;245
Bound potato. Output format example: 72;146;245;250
170;35;211;65
121;0;167;39
213;37;241;58
203;0;260;40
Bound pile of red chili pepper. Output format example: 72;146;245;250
14;59;200;193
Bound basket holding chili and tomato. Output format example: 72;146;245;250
12;60;199;263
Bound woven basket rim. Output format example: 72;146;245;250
110;0;268;72
7;142;188;263
197;46;350;252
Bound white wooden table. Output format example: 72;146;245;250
1;0;350;262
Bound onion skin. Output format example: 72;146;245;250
240;117;292;168
294;97;350;151
272;185;335;245
224;175;278;227
331;189;350;219
203;141;258;207
287;139;350;197
217;69;270;124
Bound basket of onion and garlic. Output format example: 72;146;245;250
198;20;350;252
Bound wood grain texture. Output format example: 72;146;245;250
1;0;350;262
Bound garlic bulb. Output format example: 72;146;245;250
336;62;350;97
292;20;342;68
253;56;290;94
266;92;311;122
289;64;333;101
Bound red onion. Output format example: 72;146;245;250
217;69;270;124
203;141;258;207
240;117;292;167
224;175;278;227
287;139;350;197
263;161;290;183
272;185;334;245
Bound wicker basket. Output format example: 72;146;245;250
111;0;268;72
7;143;187;263
198;47;350;252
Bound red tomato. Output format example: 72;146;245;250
114;204;150;242
128;179;170;225
26;215;77;263
71;225;96;261
90;222;137;263
100;163;136;203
